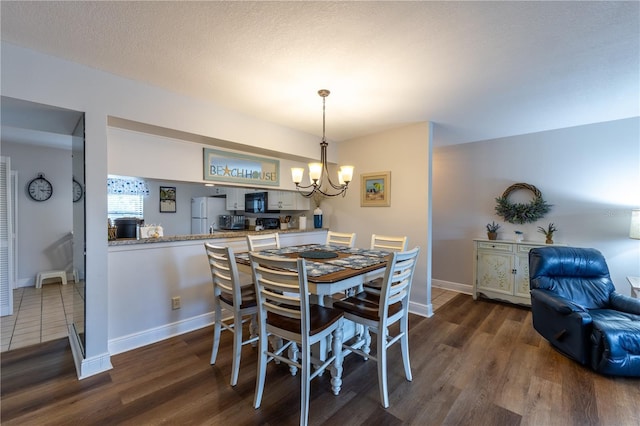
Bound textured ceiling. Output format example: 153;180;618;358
1;1;638;147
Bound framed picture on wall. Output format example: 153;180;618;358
159;186;176;213
361;171;391;207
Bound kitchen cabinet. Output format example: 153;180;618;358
268;190;296;210
472;239;559;306
225;187;246;211
268;190;310;211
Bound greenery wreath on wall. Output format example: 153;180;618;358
495;183;551;224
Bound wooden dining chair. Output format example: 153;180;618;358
246;233;280;251
364;234;409;293
326;231;356;248
334;247;420;408
249;252;344;426
204;243;258;386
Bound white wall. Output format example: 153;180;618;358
1;41;324;377
327;122;433;315
432;117;640;296
0;141;73;286
107;127;314;190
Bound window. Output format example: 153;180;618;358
107;193;143;222
107;176;148;222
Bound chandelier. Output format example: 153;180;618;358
291;89;354;198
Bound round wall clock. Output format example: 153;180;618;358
27;173;53;202
73;178;84;202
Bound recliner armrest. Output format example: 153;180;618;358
610;292;640;315
531;289;587;315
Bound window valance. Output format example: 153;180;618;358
107;176;150;196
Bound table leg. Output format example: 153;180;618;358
330;324;344;395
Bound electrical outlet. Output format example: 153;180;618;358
171;296;181;310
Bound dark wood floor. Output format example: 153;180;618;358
2;294;639;425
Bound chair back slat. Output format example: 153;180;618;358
371;234;408;252
250;253;309;325
205;243;243;303
379;247;420;320
326;231;356;248
247;233;280;251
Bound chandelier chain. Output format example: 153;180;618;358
292;89;353;198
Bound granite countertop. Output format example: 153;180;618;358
108;227;326;246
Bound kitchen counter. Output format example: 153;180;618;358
108;227;326;246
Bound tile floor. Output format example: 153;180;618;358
0;285;460;353
1;283;74;352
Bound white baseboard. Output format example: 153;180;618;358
106;291;462;358
69;324;113;380
409;301;434;318
108;312;215;355
107;299;436;358
432;279;473;295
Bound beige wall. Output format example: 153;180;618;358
325;122;433;315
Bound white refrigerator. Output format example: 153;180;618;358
191;197;228;234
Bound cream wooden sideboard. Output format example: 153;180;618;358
472;239;557;307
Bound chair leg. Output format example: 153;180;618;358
362;326;372;360
268;335;283;364
300;346;311;426
254;328;269;409
378;329;389;408
400;316;412;382
230;312;243;386
288;343;299;376
210;300;222;365
330;324;344;395
249;313;258;347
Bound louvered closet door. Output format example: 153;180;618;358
0;156;14;316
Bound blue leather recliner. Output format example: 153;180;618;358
529;246;640;376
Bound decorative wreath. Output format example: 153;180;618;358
495;183;551;224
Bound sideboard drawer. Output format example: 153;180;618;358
477;241;513;252
517;244;541;254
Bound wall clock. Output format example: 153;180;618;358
27;173;53;202
73;178;84;202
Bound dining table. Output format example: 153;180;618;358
235;243;391;305
236;243;392;360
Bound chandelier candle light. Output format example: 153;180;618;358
291;90;354;198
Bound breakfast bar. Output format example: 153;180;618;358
107;229;327;355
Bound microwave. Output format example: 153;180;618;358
245;191;279;213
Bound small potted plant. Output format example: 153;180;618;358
538;223;558;244
486;221;501;240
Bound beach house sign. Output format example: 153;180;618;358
203;148;280;186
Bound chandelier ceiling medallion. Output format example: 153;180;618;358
291;89;354;198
